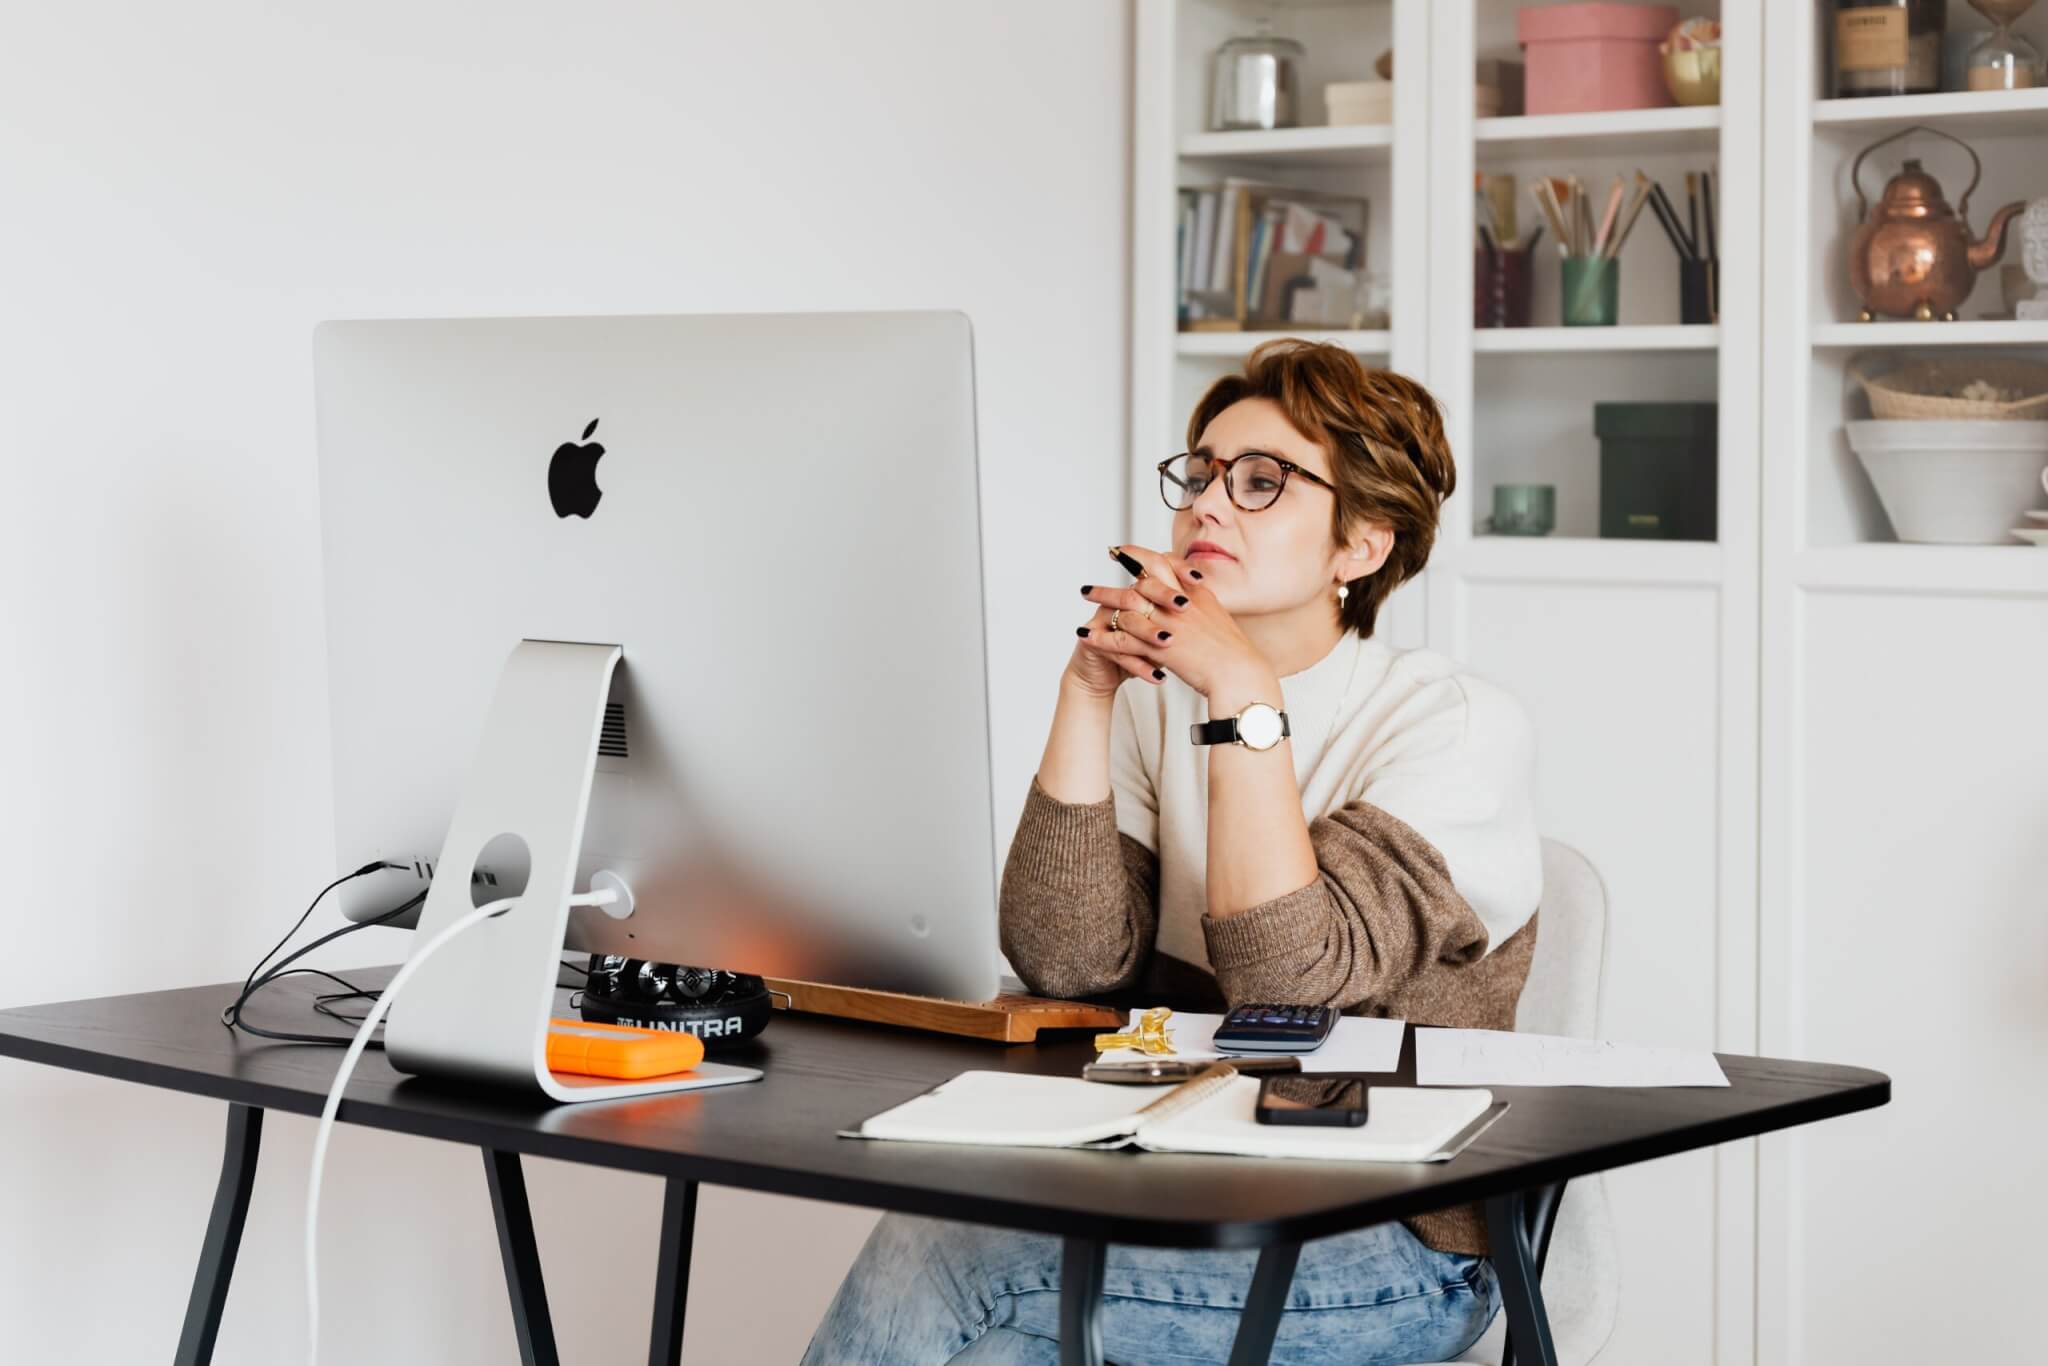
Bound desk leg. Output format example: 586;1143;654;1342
174;1103;262;1366
483;1149;560;1366
647;1177;698;1366
1486;1181;1567;1366
1226;1242;1301;1366
1059;1237;1106;1366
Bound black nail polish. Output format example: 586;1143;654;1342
1080;585;1093;594
1156;631;1171;641
1187;569;1202;580
1173;595;1188;607
1076;626;1090;637
1152;669;1165;680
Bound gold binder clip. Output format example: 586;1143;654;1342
1094;1006;1175;1055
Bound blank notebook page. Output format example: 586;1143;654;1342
855;1072;1161;1147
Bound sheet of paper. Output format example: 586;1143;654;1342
1096;1009;1404;1074
1414;1028;1729;1088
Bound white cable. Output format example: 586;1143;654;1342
304;884;619;1365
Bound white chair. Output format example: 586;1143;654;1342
1413;838;1622;1366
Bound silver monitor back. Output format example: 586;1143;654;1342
314;309;999;1002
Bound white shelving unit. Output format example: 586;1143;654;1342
1174;326;1390;356
1134;3;2046;1361
1472;322;1721;351
1811;318;2048;348
1757;6;2048;1366
1476;101;1723;152
1811;83;2048;131
1178;122;1393;163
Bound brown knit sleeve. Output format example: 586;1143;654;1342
1199;800;1491;1012
998;774;1159;999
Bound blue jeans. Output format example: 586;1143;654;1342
800;1211;1500;1365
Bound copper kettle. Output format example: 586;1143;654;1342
1848;125;2023;322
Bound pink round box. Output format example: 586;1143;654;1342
1517;3;1679;116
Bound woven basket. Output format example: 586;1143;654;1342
1850;357;2048;420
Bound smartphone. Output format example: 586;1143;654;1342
1254;1075;1371;1127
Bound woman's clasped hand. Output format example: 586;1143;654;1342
1066;544;1262;701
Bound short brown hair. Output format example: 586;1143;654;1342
1185;339;1455;638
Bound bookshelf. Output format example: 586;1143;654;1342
1135;2;2048;1361
1755;7;2048;1366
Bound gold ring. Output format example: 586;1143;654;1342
1109;609;1123;633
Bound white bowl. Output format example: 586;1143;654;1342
1845;420;2048;545
2013;527;2048;546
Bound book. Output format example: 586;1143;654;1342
1210;185;1239;294
844;1068;1501;1164
1176;192;1196;310
1190;190;1218;300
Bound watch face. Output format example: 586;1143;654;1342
1237;703;1284;750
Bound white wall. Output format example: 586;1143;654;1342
0;3;1131;1362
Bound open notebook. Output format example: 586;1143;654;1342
844;1069;1503;1164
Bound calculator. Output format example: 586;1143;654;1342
1212;1003;1339;1054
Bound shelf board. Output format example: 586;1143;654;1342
1812;87;2048;136
1811;320;2048;349
1176;328;1390;358
1457;535;1723;587
1178;123;1392;167
1474;324;1720;354
1475;105;1721;156
1794;544;2048;596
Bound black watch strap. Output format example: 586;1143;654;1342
1189;711;1292;746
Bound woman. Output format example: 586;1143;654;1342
801;340;1543;1365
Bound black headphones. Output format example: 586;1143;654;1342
576;955;775;1047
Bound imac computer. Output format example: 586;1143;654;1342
313;309;1000;1101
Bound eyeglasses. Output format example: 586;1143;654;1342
1157;451;1337;513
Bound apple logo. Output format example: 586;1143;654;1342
548;418;605;519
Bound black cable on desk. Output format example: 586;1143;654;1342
222;871;593;1047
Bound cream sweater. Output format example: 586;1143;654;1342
1108;629;1542;975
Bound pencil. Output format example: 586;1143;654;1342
1685;172;1700;261
1649;178;1694;259
1605;171;1655;259
1529;181;1570;257
1700;168;1718;263
1549;177;1578;254
1593;175;1625;259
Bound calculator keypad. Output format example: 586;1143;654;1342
1214;1003;1338;1054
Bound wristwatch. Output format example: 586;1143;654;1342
1189;701;1290;752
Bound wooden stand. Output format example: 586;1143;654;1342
764;977;1125;1043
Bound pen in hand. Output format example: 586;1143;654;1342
1108;545;1146;578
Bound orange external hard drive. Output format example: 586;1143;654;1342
545;1016;706;1079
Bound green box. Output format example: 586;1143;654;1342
1594;402;1717;541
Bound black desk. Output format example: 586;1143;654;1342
0;966;1887;1366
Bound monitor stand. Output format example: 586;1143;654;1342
383;639;762;1103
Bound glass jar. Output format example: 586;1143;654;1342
1832;0;1946;97
1208;15;1305;131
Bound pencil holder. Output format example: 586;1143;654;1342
1679;258;1718;324
1475;246;1534;328
1561;256;1619;326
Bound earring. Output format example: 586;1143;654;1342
1335;582;1349;607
